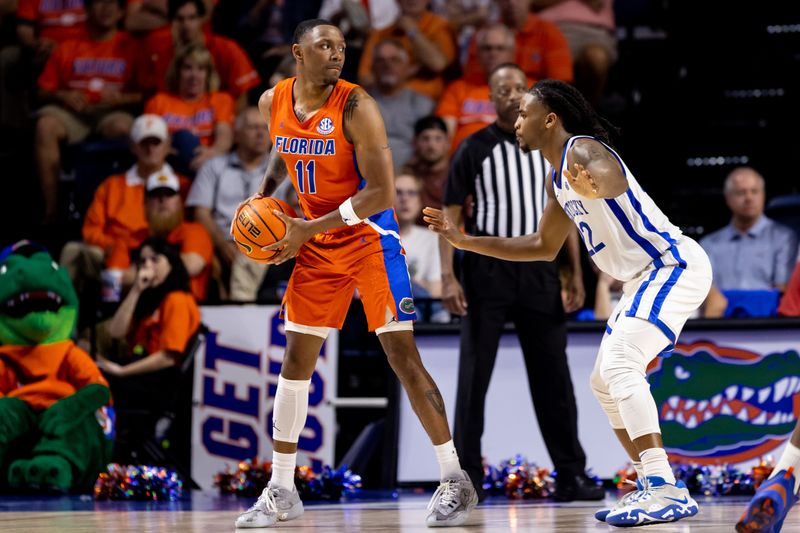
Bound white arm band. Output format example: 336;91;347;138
338;197;363;226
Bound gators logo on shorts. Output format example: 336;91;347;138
399;297;415;314
648;341;800;464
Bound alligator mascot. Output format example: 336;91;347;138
0;241;113;492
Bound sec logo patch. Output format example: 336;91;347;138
317;117;335;135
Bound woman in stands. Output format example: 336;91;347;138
145;43;235;174
97;237;200;379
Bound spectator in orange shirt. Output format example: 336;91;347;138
437;24;517;154
16;0;86;61
35;0;143;224
105;170;214;301
141;0;259;106
60;114;184;297
145;43;234;175
358;0;457;100
462;0;572;84
97;237;200;391
0;0;86;131
95;237;200;464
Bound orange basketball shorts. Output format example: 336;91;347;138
281;220;417;331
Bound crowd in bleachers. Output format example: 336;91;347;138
0;0;798;328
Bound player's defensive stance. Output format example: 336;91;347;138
234;19;477;529
425;79;712;528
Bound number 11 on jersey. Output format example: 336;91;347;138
295;160;316;194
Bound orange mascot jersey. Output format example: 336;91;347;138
270;77;416;331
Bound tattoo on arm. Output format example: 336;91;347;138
259;148;288;196
425;389;446;416
344;91;359;122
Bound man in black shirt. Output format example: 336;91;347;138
439;64;602;502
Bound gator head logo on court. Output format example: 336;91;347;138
317;117;335;135
400;297;415;314
648;341;800;464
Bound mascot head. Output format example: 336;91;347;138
0;241;79;345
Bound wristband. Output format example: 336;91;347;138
338;197;362;226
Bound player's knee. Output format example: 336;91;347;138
599;338;647;399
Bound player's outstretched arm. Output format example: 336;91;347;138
563;137;628;199
423;180;573;262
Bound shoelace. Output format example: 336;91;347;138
248;486;279;514
427;480;459;512
625;478;654;505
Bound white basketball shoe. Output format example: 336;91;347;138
426;470;479;527
235;483;304;528
605;476;699;527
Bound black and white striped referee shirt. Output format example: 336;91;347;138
444;124;549;237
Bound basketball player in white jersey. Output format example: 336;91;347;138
424;79;713;527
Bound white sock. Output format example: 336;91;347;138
632;460;645;483
271;451;297;490
639;448;675;485
772;440;800;494
433;440;463;481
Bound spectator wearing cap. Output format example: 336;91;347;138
366;38;435;168
61;114;185;297
187;107;270;301
105;169;214;302
401;115;451;212
700;167;798;291
34;0;143;224
141;0;260;107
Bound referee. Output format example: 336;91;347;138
439;64;602;502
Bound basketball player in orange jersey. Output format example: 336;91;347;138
233;19;478;528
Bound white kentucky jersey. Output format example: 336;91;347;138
553;135;684;282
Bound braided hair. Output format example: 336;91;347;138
530;80;620;148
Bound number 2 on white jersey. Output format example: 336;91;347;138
579;221;606;256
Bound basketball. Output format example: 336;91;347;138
232;197;297;262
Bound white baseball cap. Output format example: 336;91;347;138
145;167;180;193
131;114;168;143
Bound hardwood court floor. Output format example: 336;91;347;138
1;492;798;532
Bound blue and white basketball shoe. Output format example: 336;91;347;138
736;467;798;533
605;476;699;527
595;478;644;522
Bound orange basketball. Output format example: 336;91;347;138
232;197;298;262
